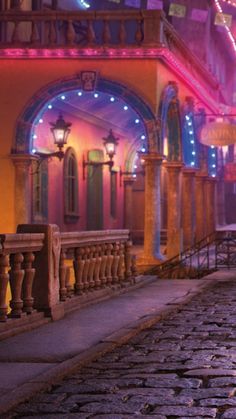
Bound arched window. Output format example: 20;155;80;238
32;160;48;223
64;148;79;223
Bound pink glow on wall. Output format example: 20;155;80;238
33;111;125;231
0;46;221;114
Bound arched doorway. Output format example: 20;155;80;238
12;74;158;231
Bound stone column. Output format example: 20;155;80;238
11;154;35;228
205;176;216;236
195;172;207;242
165;162;183;259
182;168;196;250
140;153;163;265
123;175;135;230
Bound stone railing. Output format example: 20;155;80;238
0;232;44;322
60;229;134;301
0;9;161;47
0;225;136;329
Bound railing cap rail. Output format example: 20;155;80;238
0;233;45;254
60;229;130;248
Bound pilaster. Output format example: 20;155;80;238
11;154;36;228
139;153;164;265
182;168;196;249
165;162;183;259
123;175;136;230
195;172;207;242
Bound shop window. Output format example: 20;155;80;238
110;170;117;218
64;148;79;223
32;160;48;222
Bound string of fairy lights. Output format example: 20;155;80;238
214;0;236;53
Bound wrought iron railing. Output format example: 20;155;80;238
147;230;236;279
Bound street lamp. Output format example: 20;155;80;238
83;129;119;179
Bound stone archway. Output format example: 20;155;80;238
12;74;158;155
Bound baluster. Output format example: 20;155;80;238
102;19;111;45
131;254;137;284
83;247;90;290
9;253;24;318
87;19;96;45
118;243;125;283
100;244;107;286
59;249;67;301
135;19;143;46
66;20;76;45
124;240;132;282
30;21;39;44
0;254;10;322
94;245;102;288
112;242;119;284
74;248;85;294
88;246;96;289
106;243;113;285
12;21;20;43
22;252;35;314
65;266;73;298
48;20;57;45
118;19;126;46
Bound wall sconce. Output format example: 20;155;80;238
33;114;72;162
83;129;119;180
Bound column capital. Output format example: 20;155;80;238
164;161;183;172
11;153;37;168
141;153;163;164
122;175;136;184
182;167;196;177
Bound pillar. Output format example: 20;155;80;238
165;162;183;259
17;223;64;320
11;154;35;228
205;176;216;236
140;153;163;265
123;175;135;230
195;172;207;242
182;168;196;249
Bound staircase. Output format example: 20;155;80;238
145;230;236;279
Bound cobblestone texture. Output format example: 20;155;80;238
6;279;236;418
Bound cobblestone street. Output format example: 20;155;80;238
6;278;236;419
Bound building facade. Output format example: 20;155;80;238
1;0;236;263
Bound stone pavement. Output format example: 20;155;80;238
1;270;236;418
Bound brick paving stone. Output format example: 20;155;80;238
221;408;236;418
208;377;236;387
199;397;236;407
152;406;217;417
184;369;236;377
180;388;236;399
145;376;202;388
14;416;90;419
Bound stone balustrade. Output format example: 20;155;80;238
0;225;136;331
60;230;134;301
0;232;44;322
0;9;159;47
